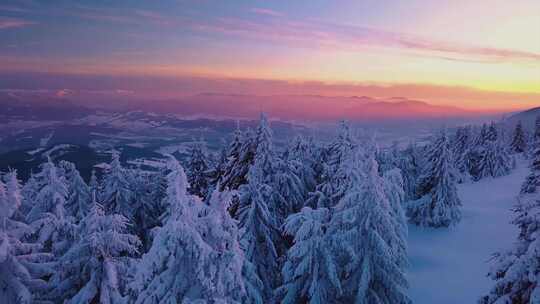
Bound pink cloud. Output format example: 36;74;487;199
250;8;284;17
186;17;540;64
0;17;36;29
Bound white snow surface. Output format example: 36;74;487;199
408;158;529;303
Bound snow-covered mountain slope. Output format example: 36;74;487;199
504;106;540;131
408;157;529;304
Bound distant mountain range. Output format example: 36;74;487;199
1;90;507;122
127;93;477;121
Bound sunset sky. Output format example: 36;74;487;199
0;0;539;111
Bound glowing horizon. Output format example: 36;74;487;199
0;0;538;113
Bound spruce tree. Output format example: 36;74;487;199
200;189;262;303
480;194;540;303
521;116;540;194
237;165;280;301
272;158;306;222
89;169;99;196
287;135;317;194
477;140;512;179
396;142;421;202
326;120;355;174
25;159;72;252
469;124;489;179
510;121;527;154
58;161;91;221
278;207;341;304
132;158;255;303
130;169;164;252
0;171;51;304
452;126;472;183
329;156;410;303
101;152;135;219
186;141;211;199
20;173;39;216
384;168;409;263
307;121;357;210
487;122;498;141
219;125;256;191
46;193;140;304
408;130;462;227
253;113;275;181
209;144;228;187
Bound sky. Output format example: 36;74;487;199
0;0;539;112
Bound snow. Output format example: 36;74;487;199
27;147;45;155
40;131;54;147
43;144;76;158
408;158;529;303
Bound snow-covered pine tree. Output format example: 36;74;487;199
329;156;410;303
487;122;498;142
130;169;164;252
531;116;540;150
477;140;512;179
521;116;540;194
396;142;421;202
480;193;540;303
479;123;489;145
0;171;51;304
452;126;472;183
186;141;211;199
468;124;492;180
147;167;167;219
20;173;40;216
278;207;342;304
25;159;72;252
272;158;306;222
237;165;280;301
101;152;136;219
377;141;400;173
132;157;255;303
304;164;336;210
510;120;527;154
286;135;317;194
208;144;228;187
241;113;293;233
326;120;355;174
408;130;462;227
58;161;91;221
253;113;275;182
157;155;200;223
198;189;262;303
219;125;256;191
306;121;357;210
383;168;409;263
89;169;99;195
46;192;140;304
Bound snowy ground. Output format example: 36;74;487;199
408;159;529;303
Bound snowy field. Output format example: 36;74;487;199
408;159;529;303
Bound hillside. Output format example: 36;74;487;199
504;106;540;131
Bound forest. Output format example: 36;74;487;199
1;114;538;304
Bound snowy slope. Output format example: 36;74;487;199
504;106;540;132
408;158;529;303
